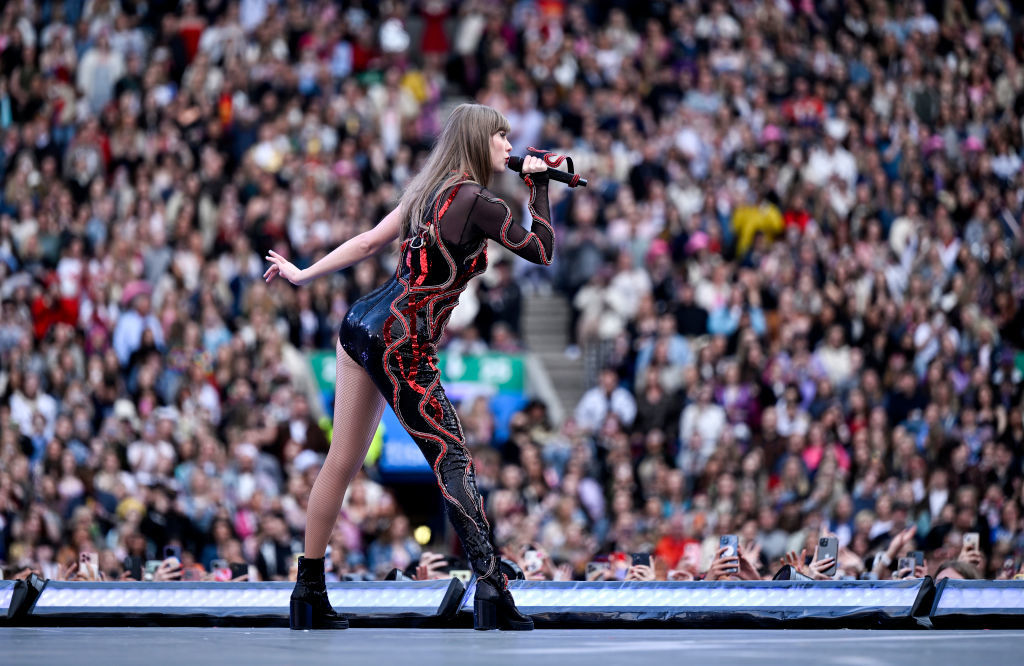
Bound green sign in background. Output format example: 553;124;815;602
309;351;525;394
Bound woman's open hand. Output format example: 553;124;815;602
415;552;449;581
264;249;308;286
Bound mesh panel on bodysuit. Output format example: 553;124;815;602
303;339;386;558
436;178;553;265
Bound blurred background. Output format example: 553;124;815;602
0;0;1023;584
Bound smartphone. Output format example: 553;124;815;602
897;557;915;579
229;563;249;579
910;551;924;567
631;553;651;568
124;556;143;581
816;536;839;577
585;561;610;579
964;532;980;550
79;552;99;578
449;569;472;583
719;535;739;574
144;560;162;581
523;549;543;574
163;545;182;561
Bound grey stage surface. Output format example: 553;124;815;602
3;628;1024;665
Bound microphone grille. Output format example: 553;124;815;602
506;155;524;172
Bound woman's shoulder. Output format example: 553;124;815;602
435;180;486;207
452;180;489;198
444;181;506;214
460;182;508;208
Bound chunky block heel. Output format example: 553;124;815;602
290;599;313;630
473;575;534;631
289;556;349;630
474;599;497;631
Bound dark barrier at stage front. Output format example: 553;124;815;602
930;578;1024;629
458;579;935;628
0;576;43;623
25;578;464;627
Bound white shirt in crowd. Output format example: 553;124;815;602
803;145;856;191
575;386;637;432
679;401;726;448
815;344;853;386
10;389;58;437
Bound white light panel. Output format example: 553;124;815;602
934;581;1024;613
0;581;14;614
462;581;923;611
31;580;452;616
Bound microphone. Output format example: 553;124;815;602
507;155;588;187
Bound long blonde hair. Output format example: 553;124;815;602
399;103;511;240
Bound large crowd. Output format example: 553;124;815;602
1;0;1023;586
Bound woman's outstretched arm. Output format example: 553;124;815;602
264;205;403;285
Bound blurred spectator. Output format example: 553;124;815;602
574;367;637;433
367;514;421;579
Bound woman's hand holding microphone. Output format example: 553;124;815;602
517;154;548;182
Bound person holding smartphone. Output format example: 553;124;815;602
814;537;839;578
78;552;100;581
625;553;656;582
705;536;760;581
958;532;985;573
870;525;917;580
779;535;840;581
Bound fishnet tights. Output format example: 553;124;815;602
303;339;386;558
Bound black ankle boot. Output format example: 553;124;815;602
473;574;533;631
290;556;349;630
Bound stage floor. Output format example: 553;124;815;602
3;627;1023;665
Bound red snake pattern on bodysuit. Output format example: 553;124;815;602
339;172;553;582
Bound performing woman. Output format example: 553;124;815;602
263;103;555;631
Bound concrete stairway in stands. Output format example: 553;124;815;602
522;292;585;423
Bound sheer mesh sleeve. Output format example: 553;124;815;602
440;178;554;265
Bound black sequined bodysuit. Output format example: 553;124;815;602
339;174;552;582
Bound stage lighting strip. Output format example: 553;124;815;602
31;581;451;615
463;582;922;611
934;583;1024;612
0;582;14;612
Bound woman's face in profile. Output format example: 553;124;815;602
490;130;512;172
